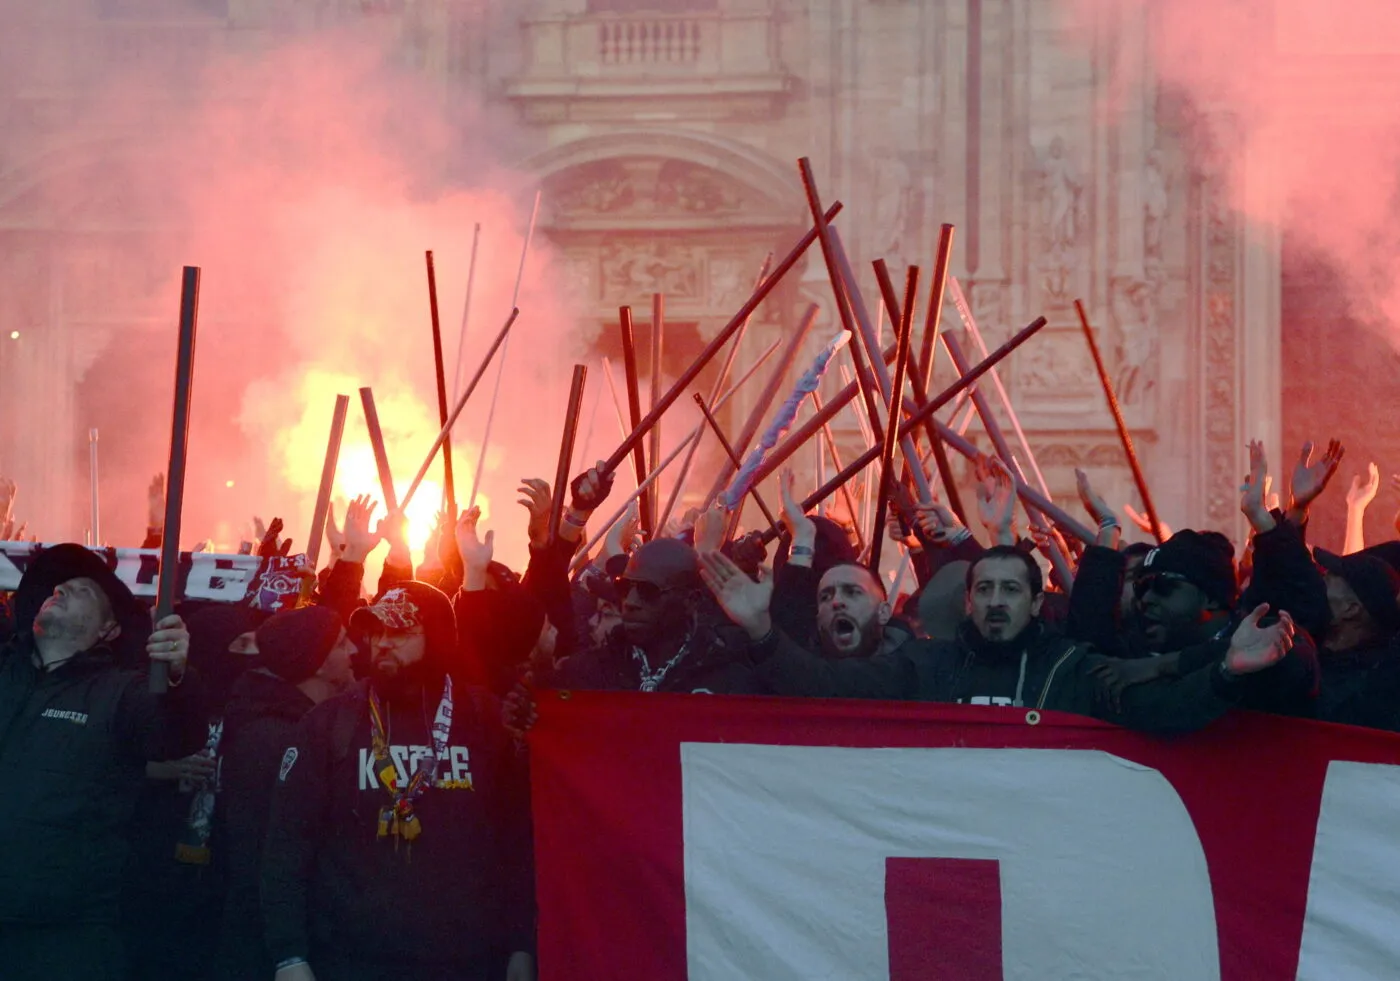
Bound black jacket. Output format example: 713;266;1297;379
756;620;1240;734
214;669;316;980
0;638;204;923
1315;636;1400;732
1067;525;1322;718
550;617;767;695
260;679;533;973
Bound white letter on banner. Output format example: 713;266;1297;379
1296;761;1400;980
681;744;1219;981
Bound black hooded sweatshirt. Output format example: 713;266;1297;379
260;676;533;974
213;668;316;980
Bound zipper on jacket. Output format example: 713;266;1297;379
1035;644;1078;710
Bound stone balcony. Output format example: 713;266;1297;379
504;7;795;123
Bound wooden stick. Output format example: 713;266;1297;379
943;330;1074;584
826;223;934;502
401;308;520;512
450;222;482;403
426;250;456;517
470;190;542;509
1075;299;1164;544
548;365;589;546
618;306;652;539
359;388;399;515
152;265;201;693
700;303;820;509
657;253;772;532
571;335;784;572
756;316;1051;543
795;160;890;462
600;202;842;476
919;225;956;393
810;390;865;555
307;394;349;569
951;277;1053;500
693;393;779;530
872;259;968;526
869;265;920;573
648;293;665;533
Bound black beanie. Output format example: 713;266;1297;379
1140;530;1238;609
255;606;344;684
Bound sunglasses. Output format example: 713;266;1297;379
1133;572;1192;599
613;577;685;605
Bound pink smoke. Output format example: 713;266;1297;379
0;5;580;573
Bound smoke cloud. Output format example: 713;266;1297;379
0;2;576;572
1067;0;1400;325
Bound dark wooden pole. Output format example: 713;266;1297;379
648;293;665;532
601;203;843;477
307;394;349;569
618;306;652;539
425;251;456;517
1075;299;1165;543
872;258;969;526
359;388;399;515
692;393;779;530
548;365;588;546
869;266;920;573
152;265;200;694
755;316;1052;542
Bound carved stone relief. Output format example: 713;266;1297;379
599;240;701;301
1033;137;1088;309
1108;274;1158;411
548;157;760;224
1201;173;1240;527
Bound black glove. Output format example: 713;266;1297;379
570;466;616;513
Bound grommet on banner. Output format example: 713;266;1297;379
558;690;572;701
1025;710;1042;726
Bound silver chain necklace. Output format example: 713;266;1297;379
632;639;691;693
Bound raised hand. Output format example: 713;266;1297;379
324;501;346;562
1074;468;1115;526
1347;463;1381;510
258;517;286;559
693;503;728;554
0;476;16;529
1223;604;1296;675
604;502;641;560
455;506;494;587
974;455;1017;543
517;477;553;549
1239;439;1276;533
341;495;381;563
698;550;773;640
913;499;966;545
1289;439;1345;511
147;474;165;530
779;469;817;547
570;461;614;514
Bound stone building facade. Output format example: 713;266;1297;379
0;0;1284;544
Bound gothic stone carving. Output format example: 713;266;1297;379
1202;175;1239;527
599;241;701;302
549;158;755;224
1034;137;1088;308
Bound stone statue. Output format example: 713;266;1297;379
869;150;914;264
1110;275;1157;408
1035;137;1085;301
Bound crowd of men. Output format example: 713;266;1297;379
1;430;1397;980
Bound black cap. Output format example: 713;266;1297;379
1361;541;1400;575
350;581;458;674
255;606;344;684
1139;530;1238;609
1316;548;1400;633
623;538;701;590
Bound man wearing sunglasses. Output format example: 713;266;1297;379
551;537;765;695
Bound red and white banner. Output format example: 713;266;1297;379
530;692;1400;980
